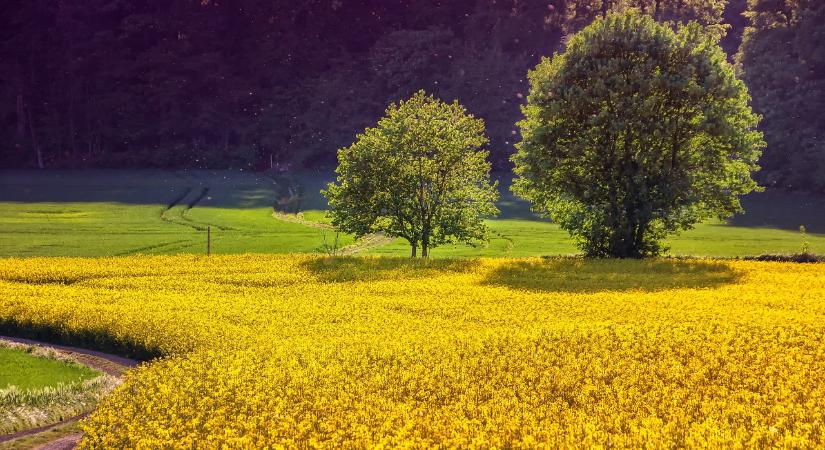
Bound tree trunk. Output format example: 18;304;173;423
614;203;640;258
410;241;417;258
69;84;77;158
634;220;647;256
421;233;429;258
26;42;43;169
26;101;44;169
85;88;93;159
16;94;25;137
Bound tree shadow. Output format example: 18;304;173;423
0;169;283;209
727;190;825;233
483;258;742;293
303;256;481;283
0;319;160;361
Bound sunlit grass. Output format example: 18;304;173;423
1;170;823;258
0;347;97;390
0;170;350;257
0;341;118;434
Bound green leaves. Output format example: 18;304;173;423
736;0;825;192
323;91;499;257
513;12;764;258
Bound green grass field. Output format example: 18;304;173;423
0;170;353;257
0;347;97;390
1;169;823;258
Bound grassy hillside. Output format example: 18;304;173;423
0;170;352;257
1;170;824;258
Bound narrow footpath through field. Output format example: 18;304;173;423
0;337;139;450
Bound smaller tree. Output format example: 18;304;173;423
323;90;499;257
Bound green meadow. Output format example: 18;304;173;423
0;346;97;391
1;170;823;258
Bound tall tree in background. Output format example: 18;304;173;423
0;0;750;171
323;91;499;258
736;0;825;192
513;12;763;257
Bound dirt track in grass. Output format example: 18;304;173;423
0;336;138;448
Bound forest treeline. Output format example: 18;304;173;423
1;0;822;192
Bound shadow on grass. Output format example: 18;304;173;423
303;256;481;283
0;319;160;361
483;258;742;293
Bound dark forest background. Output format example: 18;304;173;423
1;0;823;192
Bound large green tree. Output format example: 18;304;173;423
323;91;499;257
512;12;764;258
736;0;825;192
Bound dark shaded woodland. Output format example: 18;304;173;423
1;1;822;191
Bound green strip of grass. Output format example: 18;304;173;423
2;169;824;258
0;347;97;390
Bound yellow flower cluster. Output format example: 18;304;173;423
0;255;823;448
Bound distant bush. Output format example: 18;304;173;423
745;253;823;263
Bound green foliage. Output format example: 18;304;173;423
736;0;825;192
323;91;499;257
512;12;764;258
800;225;810;254
555;0;729;27
370;27;457;98
1;0;746;171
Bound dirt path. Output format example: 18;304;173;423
0;336;138;376
271;211;395;254
271;210;332;230
339;233;396;255
0;336;139;449
34;434;81;450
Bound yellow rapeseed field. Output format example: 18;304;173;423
0;255;823;448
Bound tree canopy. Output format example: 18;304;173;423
512;12;764;257
736;0;825;192
5;0;819;197
1;0;740;171
323;91;499;257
